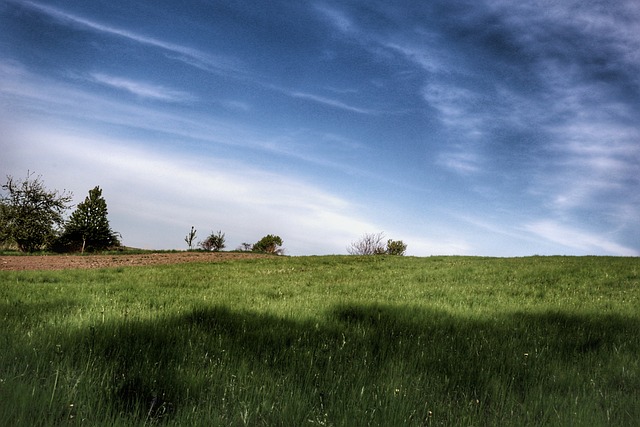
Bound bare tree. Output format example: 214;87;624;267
347;232;387;255
237;242;253;251
199;230;226;252
185;226;197;250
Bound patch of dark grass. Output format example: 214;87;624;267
4;304;632;425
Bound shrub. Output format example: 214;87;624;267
237;242;253;251
386;239;407;256
252;234;284;255
348;233;407;256
347;232;386;255
199;230;226;252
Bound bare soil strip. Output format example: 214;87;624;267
0;252;270;271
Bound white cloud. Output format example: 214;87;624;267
222;100;251;112
18;1;243;76
22;1;188;52
314;4;355;34
524;220;638;256
1;60;386;183
0;64;243;150
90;73;194;102
400;236;472;257
422;83;486;132
437;150;482;175
535;81;640;217
2;119;475;255
3;125;380;254
489;0;640;70
382;38;446;74
290;91;375;115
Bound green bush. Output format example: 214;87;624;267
386;239;407;256
1;172;72;252
252;234;284;254
348;233;407;255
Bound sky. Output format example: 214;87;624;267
1;0;639;256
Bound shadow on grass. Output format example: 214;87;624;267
1;299;79;328
39;304;640;424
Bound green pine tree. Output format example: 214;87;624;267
63;186;119;252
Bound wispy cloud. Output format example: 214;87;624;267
403;236;472;256
422;83;485;133
490;0;640;75
21;1;190;52
18;1;243;75
0;61;373;183
222;100;251;112
0;63;239;147
525;220;638;256
545;131;640;209
290;91;375;114
15;2;387;116
526;59;640;233
383;40;445;74
437;150;482;175
314;4;355;34
4;126;379;254
90;73;194;102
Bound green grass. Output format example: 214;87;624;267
1;256;638;425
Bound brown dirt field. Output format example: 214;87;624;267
0;252;272;271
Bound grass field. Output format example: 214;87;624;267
1;255;638;425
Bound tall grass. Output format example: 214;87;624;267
1;256;638;425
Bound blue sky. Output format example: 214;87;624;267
2;0;639;256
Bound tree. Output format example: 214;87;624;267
0;201;12;248
60;186;120;252
386;239;407;256
347;232;386;255
199;230;226;251
185;226;197;250
252;234;284;255
347;232;407;256
237;242;253;252
0;172;73;252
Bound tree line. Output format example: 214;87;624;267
186;228;286;255
0;173;119;253
1;172;407;256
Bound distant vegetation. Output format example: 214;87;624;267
251;234;285;255
348;232;407;256
54;186;120;253
1;172;73;252
1;173;119;253
1;256;638;425
184;226;197;250
2;172;407;256
199;230;226;252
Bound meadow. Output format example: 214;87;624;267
1;255;638;426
